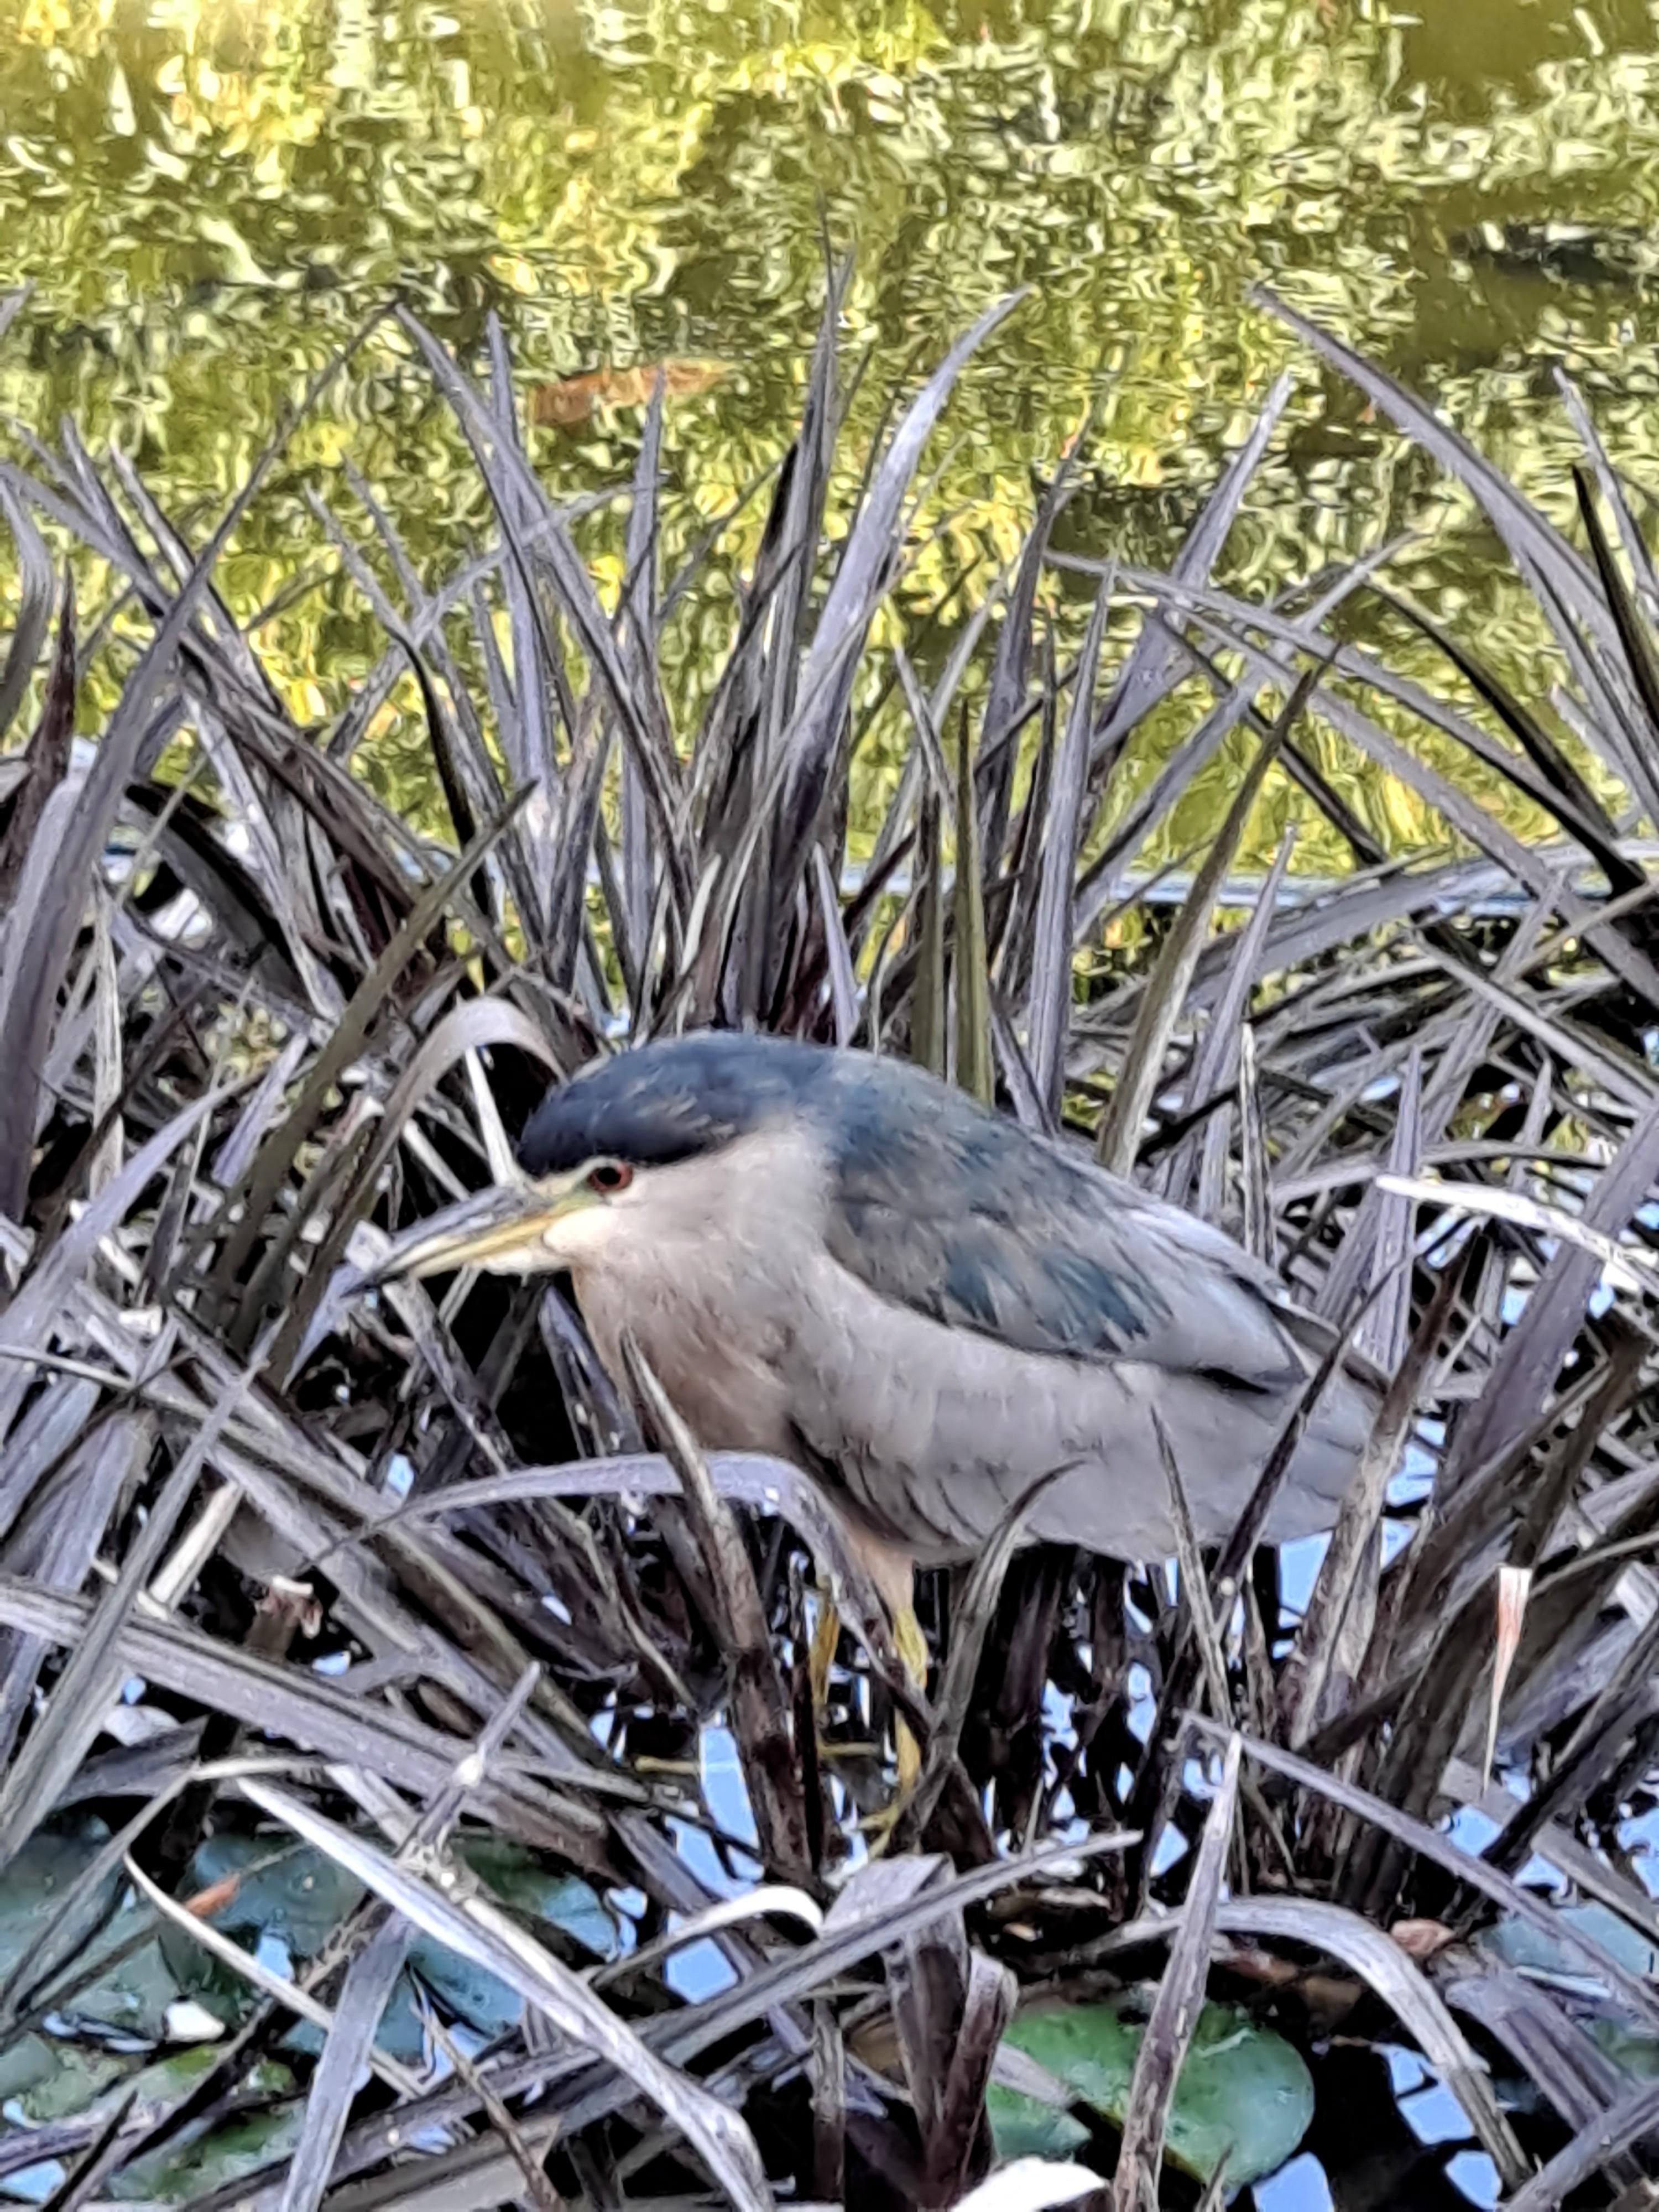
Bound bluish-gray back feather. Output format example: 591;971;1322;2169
816;1047;1307;1385
520;1033;1328;1393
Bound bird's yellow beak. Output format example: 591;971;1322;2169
369;1168;601;1283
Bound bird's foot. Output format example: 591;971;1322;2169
860;1800;904;1851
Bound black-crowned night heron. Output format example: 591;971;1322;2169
377;1032;1377;1788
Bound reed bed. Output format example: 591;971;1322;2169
0;272;1657;2209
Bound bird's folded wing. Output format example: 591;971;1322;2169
825;1113;1319;1392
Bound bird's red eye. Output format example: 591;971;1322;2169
587;1160;633;1195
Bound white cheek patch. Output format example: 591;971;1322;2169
539;1205;617;1266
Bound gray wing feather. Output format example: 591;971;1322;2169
820;1057;1320;1391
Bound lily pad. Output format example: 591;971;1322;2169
1478;1902;1659;2090
404;1839;614;2038
182;1833;364;1958
1479;1900;1658;1986
405;1937;519;2041
0;2025;303;2206
283;1968;429;2067
989;1997;1314;2188
0;1825;189;2044
1588;2015;1659;2080
455;1836;616;1961
174;1831;614;2045
0;2037;129;2121
12;2043;225;2128
0;1824;121;1983
115;2101;304;2201
182;1831;612;1958
67;1922;199;2042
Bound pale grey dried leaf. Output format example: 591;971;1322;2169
1026;578;1108;1121
1114;1735;1240;2210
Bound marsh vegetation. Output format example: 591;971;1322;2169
1;254;1658;2212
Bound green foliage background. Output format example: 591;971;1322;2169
3;0;1659;863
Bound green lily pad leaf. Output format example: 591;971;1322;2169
1587;2014;1659;2080
115;2100;302;2202
0;2030;69;2104
121;2045;231;2109
0;1827;186;2042
405;1841;614;2035
0;1833;210;2133
1;2042;301;2210
43;2044;221;2127
0;1824;120;1981
70;1924;198;2041
153;1926;251;2031
454;1838;617;1961
2;2040;264;2133
992;1997;1314;2188
163;1835;361;2038
406;1936;519;2040
985;2081;1093;2164
283;1968;428;2067
1480;1905;1659;2090
1480;1901;1658;1987
3;2039;129;2122
175;1832;613;2047
372;1970;431;2064
183;1834;364;1958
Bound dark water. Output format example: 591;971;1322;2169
3;0;1659;862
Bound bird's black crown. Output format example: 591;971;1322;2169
517;1031;838;1176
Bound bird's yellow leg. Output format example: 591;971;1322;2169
839;1529;928;1823
891;1600;929;1799
808;1599;842;1733
811;1598;886;1765
809;1537;928;1819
